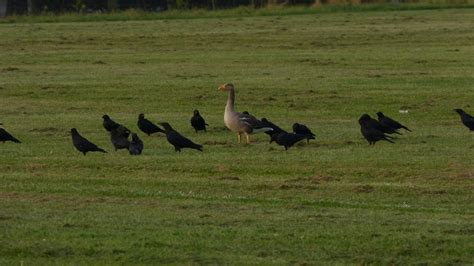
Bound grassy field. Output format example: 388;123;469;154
1;7;473;264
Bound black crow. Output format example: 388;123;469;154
137;113;165;136
270;132;313;150
110;125;131;151
359;114;394;145
102;114;122;132
292;123;316;142
0;128;21;143
191;110;209;133
128;133;144;155
160;122;203;152
70;128;107;155
261;118;286;137
377;112;411;132
363;115;401;135
454;109;474;131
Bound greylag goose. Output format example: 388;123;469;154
359;114;394;145
453;109;474;131
71;128;107;155
377;112;411;132
218;83;272;144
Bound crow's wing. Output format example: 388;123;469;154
168;131;202;150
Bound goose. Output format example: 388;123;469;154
218;83;272;144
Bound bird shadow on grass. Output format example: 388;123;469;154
210;126;229;132
218;176;241;181
202;140;229;146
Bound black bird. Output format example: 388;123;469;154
261;118;286;137
110;125;131;151
102;114;122;132
377;112;411;132
128;133;144;155
137;113;165;136
292;123;316;142
454;109;474;131
70;128;107;155
270;132;313;150
0;128;21;143
364;115;401;135
190;110;209;133
358;114;394;145
160;122;203;152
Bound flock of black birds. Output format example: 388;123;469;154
0;108;473;153
71;112;205;155
358;112;411;145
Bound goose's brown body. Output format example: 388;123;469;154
218;83;271;143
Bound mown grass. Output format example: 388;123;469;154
0;7;473;264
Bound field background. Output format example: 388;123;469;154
1;7;473;264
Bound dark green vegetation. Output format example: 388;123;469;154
1;8;473;264
2;3;474;24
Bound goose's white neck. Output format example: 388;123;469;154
225;88;235;113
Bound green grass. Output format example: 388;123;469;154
1;7;473;264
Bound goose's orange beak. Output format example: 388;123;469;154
218;85;226;91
